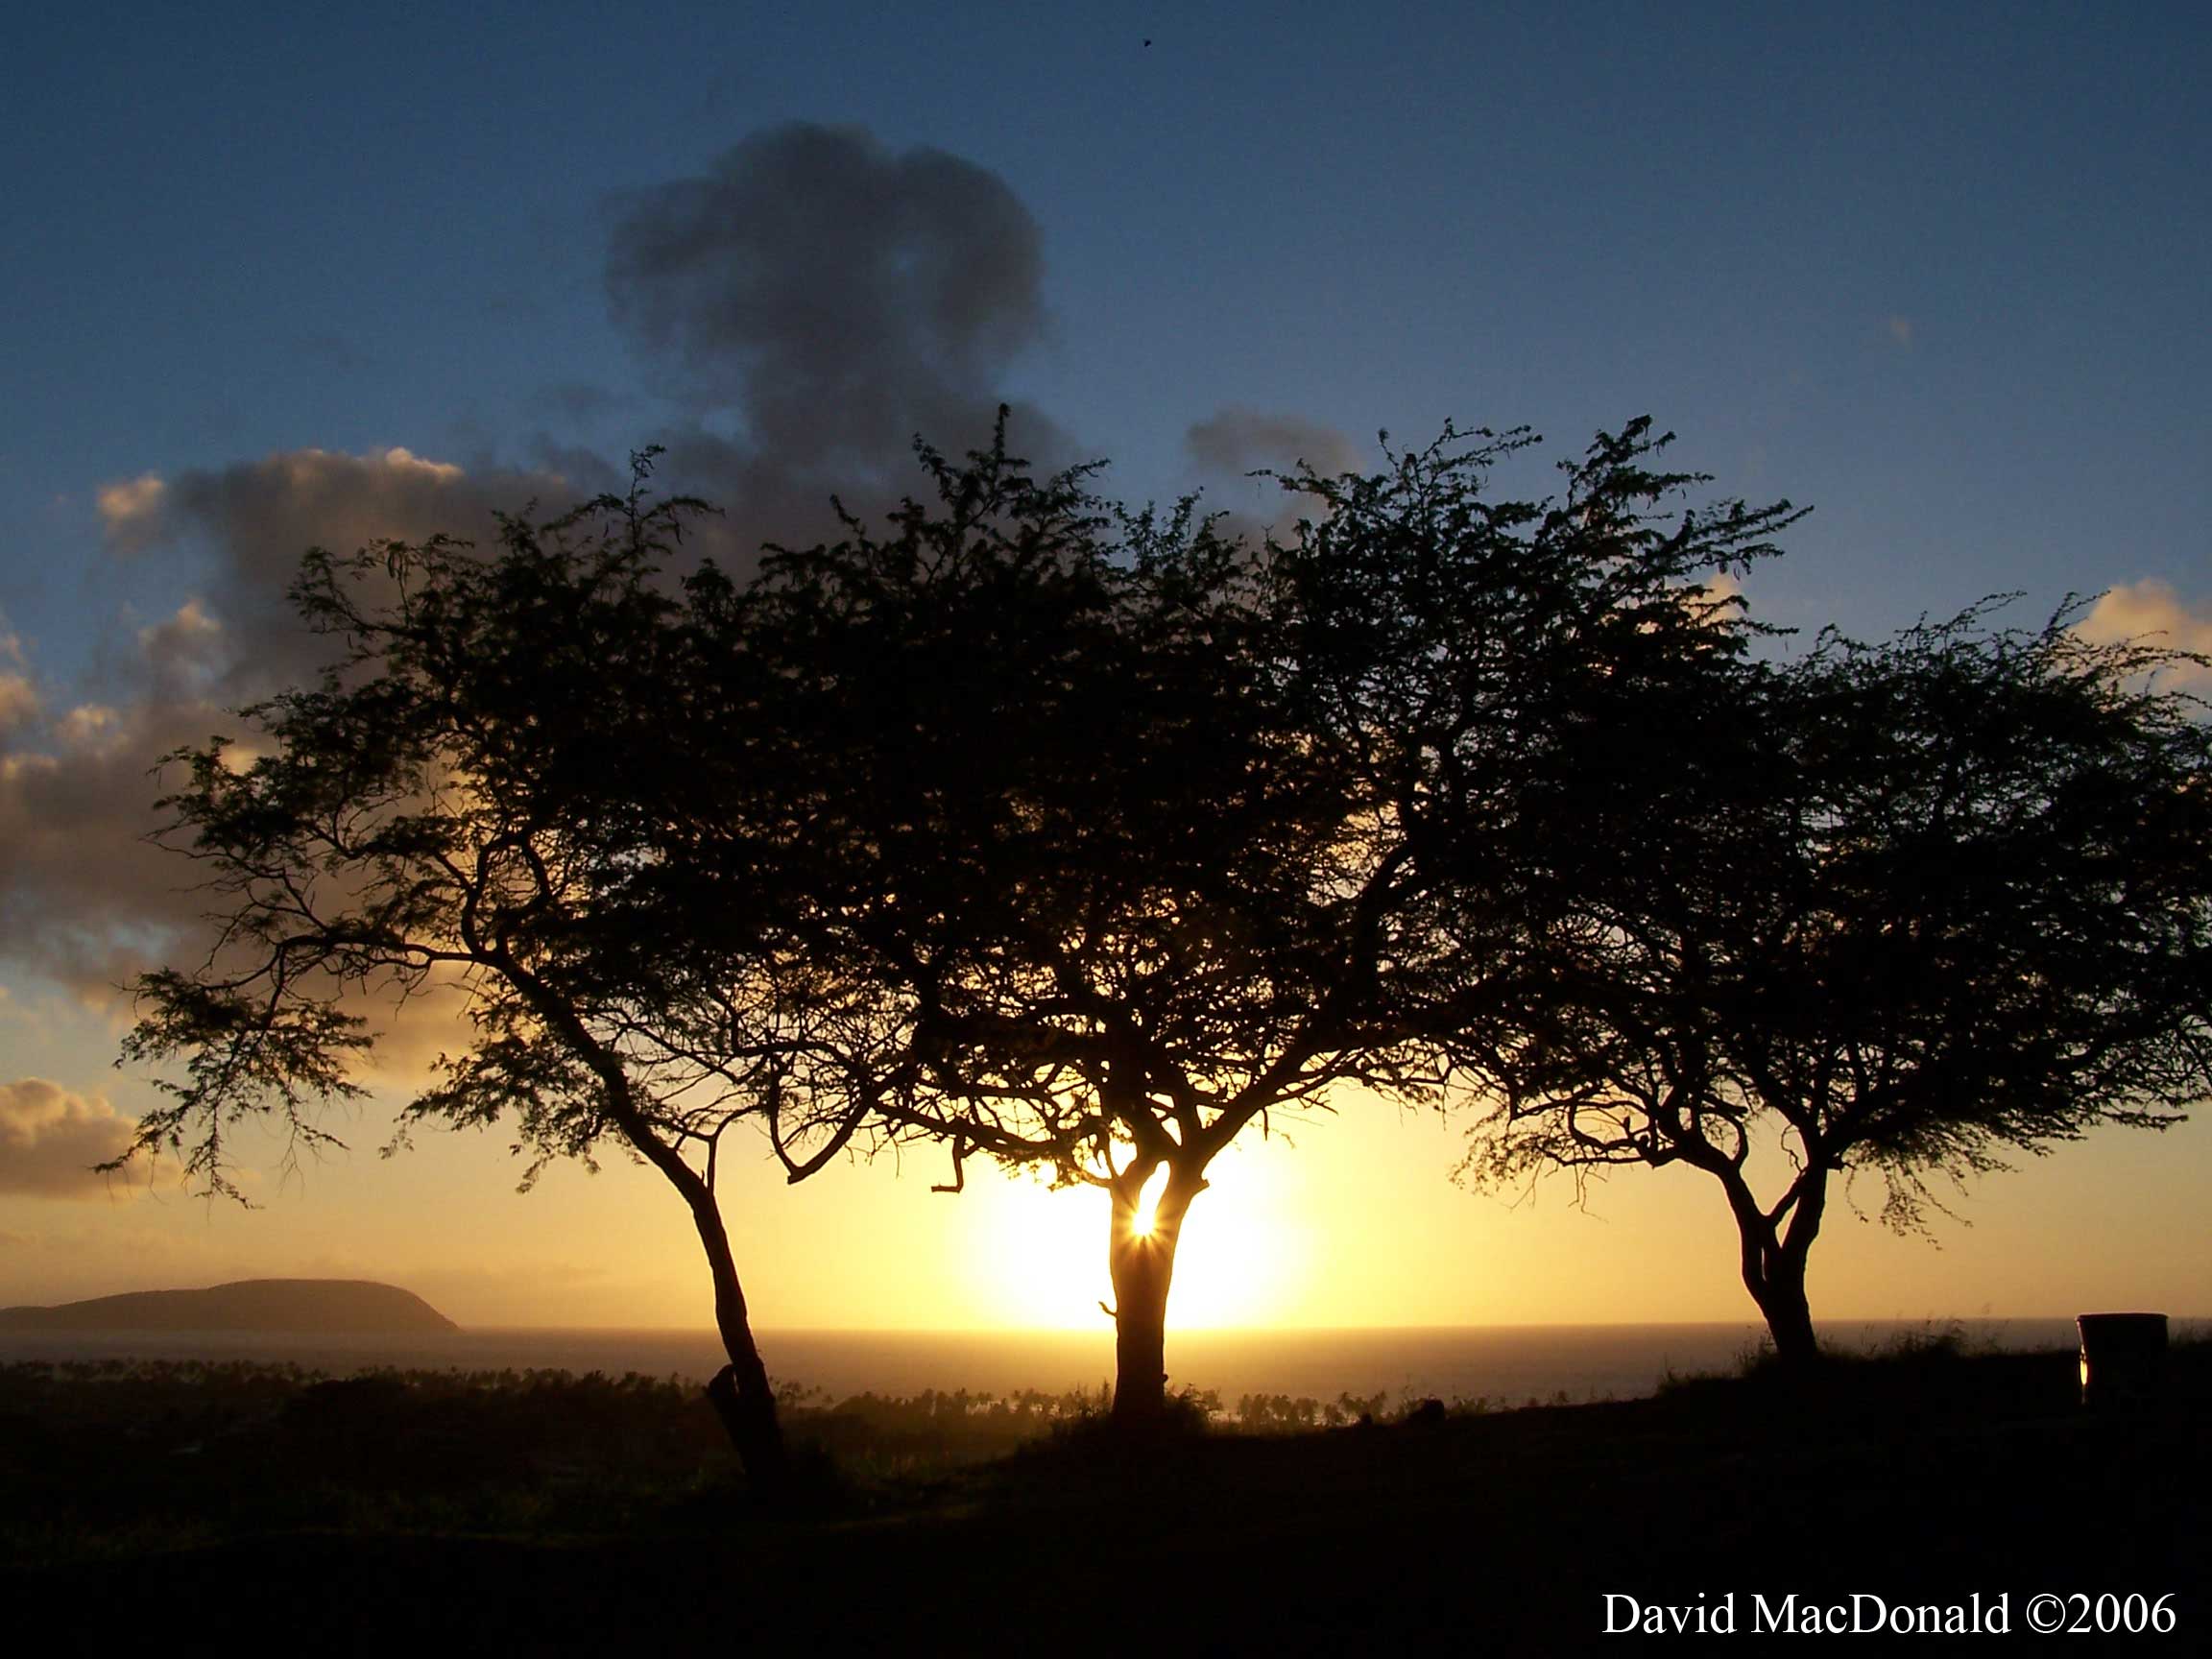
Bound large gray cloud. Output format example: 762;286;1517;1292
607;122;1070;534
1186;406;1364;480
6;123;1323;1015
3;449;581;998
611;124;1045;449
4;124;1080;1009
100;446;594;694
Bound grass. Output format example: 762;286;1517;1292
4;1340;2204;1651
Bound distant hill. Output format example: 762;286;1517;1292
0;1279;458;1334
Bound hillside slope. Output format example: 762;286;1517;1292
0;1279;457;1333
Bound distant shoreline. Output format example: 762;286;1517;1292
11;1315;2201;1407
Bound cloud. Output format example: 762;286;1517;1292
0;684;235;995
607;121;1069;533
1885;315;1914;349
0;671;36;734
2075;579;2212;689
0;1079;140;1198
1186;406;1364;479
98;445;576;691
6;123;1080;1015
3;446;579;999
136;597;226;702
0;628;34;736
1685;568;1747;630
95;474;168;553
1180;407;1367;544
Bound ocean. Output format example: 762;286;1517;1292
6;1316;2182;1407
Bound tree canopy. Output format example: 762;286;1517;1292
693;417;1803;1415
113;461;829;1484
1460;600;2212;1361
117;409;2206;1467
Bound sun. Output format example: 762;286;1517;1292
968;1148;1309;1329
1126;1164;1166;1238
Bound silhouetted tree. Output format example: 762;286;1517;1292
1460;603;2212;1364
724;418;1798;1418
691;431;1317;1421
112;459;864;1490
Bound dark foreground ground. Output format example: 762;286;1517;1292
4;1338;2203;1653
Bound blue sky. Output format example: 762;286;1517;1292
2;2;2207;1325
12;3;2208;636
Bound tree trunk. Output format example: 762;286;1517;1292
1106;1160;1205;1424
707;1357;786;1486
692;1201;792;1492
1746;1260;1819;1369
495;961;791;1489
1727;1164;1827;1372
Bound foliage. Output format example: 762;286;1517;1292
702;415;1805;1414
1461;597;2212;1358
110;455;814;1480
115;457;769;1188
118;402;2201;1413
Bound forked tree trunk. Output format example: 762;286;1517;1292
1725;1164;1828;1372
1106;1160;1206;1423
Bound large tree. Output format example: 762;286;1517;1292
112;461;862;1488
1461;602;2212;1363
720;418;1798;1418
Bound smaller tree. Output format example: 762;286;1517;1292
112;460;861;1489
1462;601;2212;1363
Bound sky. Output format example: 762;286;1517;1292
3;1;2208;1334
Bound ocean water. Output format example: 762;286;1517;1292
6;1316;2180;1407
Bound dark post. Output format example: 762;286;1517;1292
2076;1312;2168;1409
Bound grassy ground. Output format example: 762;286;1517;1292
4;1336;2203;1651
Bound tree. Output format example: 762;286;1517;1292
112;459;860;1489
1460;601;2212;1364
723;417;1799;1418
693;431;1330;1422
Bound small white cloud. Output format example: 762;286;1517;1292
136;597;222;652
1692;568;1745;626
2075;579;2212;689
1885;315;1914;348
137;598;228;696
96;473;170;551
0;673;36;733
380;446;464;482
55;704;125;755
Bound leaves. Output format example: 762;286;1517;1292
1468;594;2212;1253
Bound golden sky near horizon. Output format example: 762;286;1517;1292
8;581;2207;1334
3;984;2206;1333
